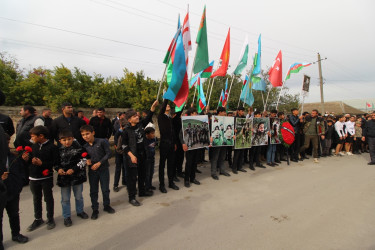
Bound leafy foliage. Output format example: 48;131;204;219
0;52;299;112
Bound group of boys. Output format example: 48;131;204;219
2;90;375;249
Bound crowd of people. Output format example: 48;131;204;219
1;88;375;249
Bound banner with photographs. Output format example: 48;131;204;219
211;116;235;147
251;117;270;146
181;115;210;150
302;74;310;93
270;118;281;144
234;118;253;149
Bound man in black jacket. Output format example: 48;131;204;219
157;100;179;193
50;102;86;145
362;112;375;165
122;100;158;206
14;105;44;148
89;107;113;140
1;134;28;247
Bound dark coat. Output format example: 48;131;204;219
55;141;87;187
4;151;25;201
50;115;86;145
89;116;113;139
26;140;58;179
14;114;38;147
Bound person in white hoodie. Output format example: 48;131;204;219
334;115;346;156
345;116;356;155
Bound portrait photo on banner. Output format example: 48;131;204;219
181;115;210;150
211;116;235;147
270;117;281;144
234;118;253;149
252;117;270;146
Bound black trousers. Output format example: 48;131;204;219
114;153;126;187
232;149;244;170
126;150;147;201
184;150;197;182
368;137;375;163
291;133;301;160
249;146;261;167
175;143;184;175
1;194;21;241
29;178;54;220
159;141;175;187
0;190;5;250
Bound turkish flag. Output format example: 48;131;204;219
211;28;230;78
268;50;283;87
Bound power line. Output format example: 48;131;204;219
156;0;316;55
1;37;162;66
92;0;316;60
0;16;164;53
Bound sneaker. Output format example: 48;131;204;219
339;152;346;156
103;205;116;214
77;212;89;219
64;217;72;227
27;219;44;232
346;152;353;156
46;219;56;230
314;158;319;163
12;234;28;244
113;186;119;192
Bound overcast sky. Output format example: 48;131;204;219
1;0;374;106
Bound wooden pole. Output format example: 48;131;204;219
275;81;285;110
264;87;271;111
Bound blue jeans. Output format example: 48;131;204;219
267;144;276;163
61;184;84;218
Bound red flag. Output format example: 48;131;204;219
268;50;283;87
367;102;371;108
211;28;230;78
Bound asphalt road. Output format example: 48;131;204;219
3;152;375;250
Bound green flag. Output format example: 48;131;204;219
233;36;249;76
193;6;209;74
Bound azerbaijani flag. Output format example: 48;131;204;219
241;75;249;91
222;78;229;107
285;62;312;81
218;89;224;107
196;77;206;113
163;31;189;107
201;60;214;78
190;60;214;88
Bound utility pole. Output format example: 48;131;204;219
317;53;325;113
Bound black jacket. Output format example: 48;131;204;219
89;116;113;139
0;126;8;193
0;113;15;137
122;111;154;167
14;114;38;147
55;141;87;187
4;151;25;201
158;100;175;144
50;115;86;145
26;140;58;179
363;119;375;138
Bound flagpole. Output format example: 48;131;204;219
264;87;271;111
276;81;285;110
156;26;183;100
261;91;265;108
207;77;216;109
241;76;250;108
226;74;236;109
205;78;212;101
